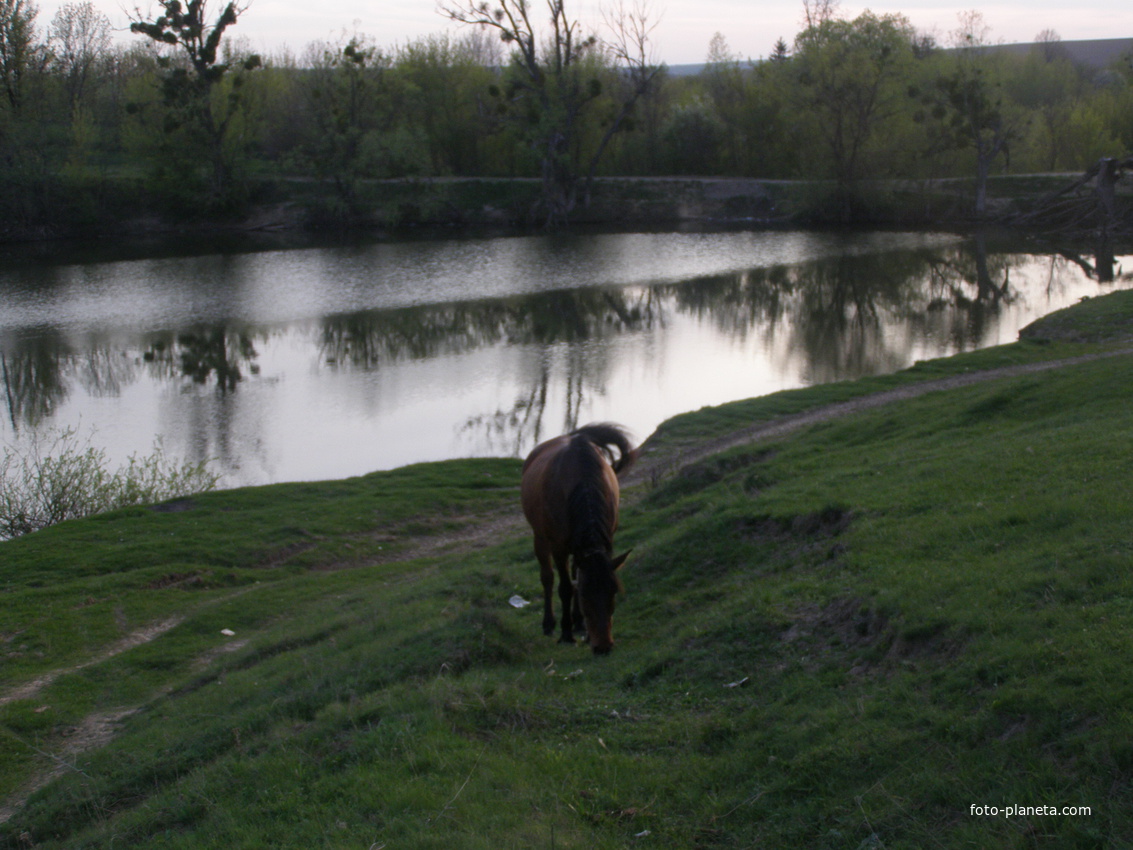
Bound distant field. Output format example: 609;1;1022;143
669;36;1133;72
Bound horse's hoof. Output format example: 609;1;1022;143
557;636;576;644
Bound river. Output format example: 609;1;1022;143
0;227;1126;488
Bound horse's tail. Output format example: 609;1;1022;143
572;423;637;475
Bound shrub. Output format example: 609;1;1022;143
0;428;220;539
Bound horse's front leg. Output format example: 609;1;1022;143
555;554;575;644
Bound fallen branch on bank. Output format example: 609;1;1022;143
1010;155;1133;237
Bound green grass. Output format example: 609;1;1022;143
1022;289;1133;343
2;291;1133;847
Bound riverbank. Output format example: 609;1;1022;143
2;290;1132;846
2;171;1117;245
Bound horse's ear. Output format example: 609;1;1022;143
613;550;631;571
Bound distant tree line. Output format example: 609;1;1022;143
1;0;1131;230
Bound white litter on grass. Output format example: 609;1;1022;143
220;629;236;637
725;676;750;688
508;595;531;608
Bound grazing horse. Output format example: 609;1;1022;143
521;423;635;654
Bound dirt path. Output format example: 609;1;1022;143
0;619;185;825
0;708;139;825
0;618;184;709
626;348;1133;485
0;586;267;825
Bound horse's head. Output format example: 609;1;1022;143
577;550;631;654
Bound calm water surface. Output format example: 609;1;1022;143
1;229;1127;487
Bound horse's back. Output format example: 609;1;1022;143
521;428;624;552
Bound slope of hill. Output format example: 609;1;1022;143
2;293;1132;847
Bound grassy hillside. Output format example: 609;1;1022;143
2;292;1133;848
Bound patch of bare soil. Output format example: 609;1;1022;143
780;596;965;678
399;513;524;561
190;638;251;673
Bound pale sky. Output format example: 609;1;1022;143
38;0;1133;65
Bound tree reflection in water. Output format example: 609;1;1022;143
318;286;663;455
2;335;71;431
143;327;259;394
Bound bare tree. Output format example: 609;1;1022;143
48;1;111;111
441;0;661;225
0;0;40;113
585;0;663;199
1033;28;1064;62
457;25;504;67
949;9;991;49
801;0;839;29
941;10;1017;217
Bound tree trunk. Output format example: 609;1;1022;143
1095;157;1119;235
974;152;990;219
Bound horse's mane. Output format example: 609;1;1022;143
567;481;623;598
567;480;613;555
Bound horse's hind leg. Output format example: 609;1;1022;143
555;554;576;644
536;540;556;636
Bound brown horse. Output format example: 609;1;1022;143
521;423;636;654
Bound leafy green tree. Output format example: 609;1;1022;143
660;97;725;173
792;10;915;218
0;0;55;229
747;52;807;178
1086;73;1133;156
294;34;430;214
700;32;749;173
302;33;388;203
47;1;112;177
128;0;261;206
392;33;494;175
1005;45;1115;172
695;32;800;178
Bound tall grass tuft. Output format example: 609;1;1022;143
0;428;220;539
